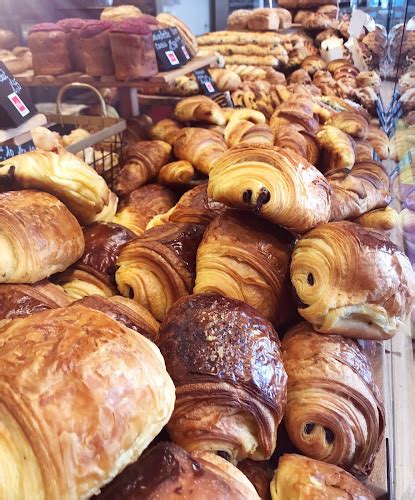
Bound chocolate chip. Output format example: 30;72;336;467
216;450;231;461
304;423;314;434
255;187;271;210
307;273;314;286
324;427;335;444
243;189;252;203
127;287;134;299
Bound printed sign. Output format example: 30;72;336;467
168;26;192;64
193;67;219;96
152;28;185;71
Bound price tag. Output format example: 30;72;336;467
193;67;218;96
152;28;185;71
169;26;192;64
0;139;35;161
0;62;36;128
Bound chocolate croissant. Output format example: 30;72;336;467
273;123;319;165
328;161;391;221
290;221;415;339
316;125;356;174
282;322;384;476
0;149;110;225
98;442;260;500
113;184;177;235
325;111;369;140
0;305;175;499
114;140;172;196
271;454;375;499
174;127;227;175
149;118;184;145
0;190;84;283
194;211;296;327
53;222;135;300
208;145;331;234
159;293;287;463
157;160;195;187
174;96;226;126
116;222;205;321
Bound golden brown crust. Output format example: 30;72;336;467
271;99;320;135
238;460;272;500
247;8;280;31
209;68;242;92
367;126;389;161
325;111;369;139
316;125;355;174
174;96;226;126
227;9;252;30
354;207;399;232
273;123;319;165
149;118;184;145
355;140;374;162
300;55;326;75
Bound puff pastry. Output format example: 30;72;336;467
271;454;375;499
282;322;384;476
273;123;319;165
116;222;205;321
0;149;110;225
367;125;389;160
157;160;195;187
149;118;184;145
0;304;175;499
354;207;399;232
224;118;274;147
208;144;331;234
159;293;287;463
271;99;320;135
325;111;369;139
113;184;177;235
290;221;415;339
174;96;226;126
316;125;356;174
0;190;84;284
194;211;296;327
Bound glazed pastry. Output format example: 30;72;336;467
75;295;159;342
209;68;242;92
156;12;198;57
28;23;71;75
354;207;399;233
159;293;287;463
328;161;390;221
282;322;384;476
0;149;111;225
113;184;177;235
355;87;378;115
0;190;84;284
367;126;389;160
247;8;280;31
0;281;72;321
226;64;267;81
194;211;296;327
355;140;374;162
208;144;331;234
156;162;194;188
227;9;252;30
265;68;286;85
116;222;205;321
174;96;226;126
98;442;260;499
316;125;355;174
174;127;227;175
273;123;319;165
290;221;415;339
0;305;175;499
238;460;272;500
300;55;326;75
114;140;172;196
325;111;369;139
271;454;375;499
101;5;142;20
149;118;184;145
53;222;135;299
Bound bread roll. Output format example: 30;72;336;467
0;304;174;499
57;18;86;72
101;5;142;21
80;20;114;77
28;23;71;75
227;9;252;30
248;8;280;31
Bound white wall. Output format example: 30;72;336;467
156;0;211;35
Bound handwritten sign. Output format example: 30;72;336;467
152;28;185;71
0;140;35;161
193;67;218;96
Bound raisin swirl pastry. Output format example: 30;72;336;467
282;322;385;477
208;145;331;234
159;293;287;464
271;454;375;499
194;211;296;328
116;222;205;321
290;221;415;339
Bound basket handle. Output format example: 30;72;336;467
56;82;107;117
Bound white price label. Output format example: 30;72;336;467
7;92;29;117
165;50;179;66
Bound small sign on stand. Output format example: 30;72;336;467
193;67;218;96
152;28;188;71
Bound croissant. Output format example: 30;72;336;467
113;184;177;235
116;222;205;321
290;221;415;339
328;161;391;221
174;96;226;126
0;280;72;321
159;293;287;463
209;68;242;91
355;140;374;162
114;140;172;196
208;145;331;234
53;222;135;300
0;304;175;499
301;55;326;75
316;125;356;174
97;442;260;499
271;454;375;499
325;111;369;139
224;119;274;147
238;460;273;500
157;160;195;186
149;118;184;145
282;322;384;476
75;295;159;342
273;123;319;165
270;99;320;134
354;207;399;232
174;127;227;175
367;126;389;160
0;149;110;225
194;211;297;327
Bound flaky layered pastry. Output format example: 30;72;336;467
97;442;260;500
0;305;175;499
114;140;172;196
316;125;356;174
53;222;135;300
0;149;110;225
271;454;375;499
273;123;319;165
149;118;184;145
270;99;320;135
0;190;84;283
174;127;227;175
325;111;369;139
282;323;384;477
290;221;415;339
113;184;177;235
367;125;389;160
354;207;398;232
208;144;331;234
116;222;205;321
194;211;296;327
238;459;273;500
327;161;391;221
224;119;274;148
159;293;287;464
174;96;226;125
157;160;195;186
